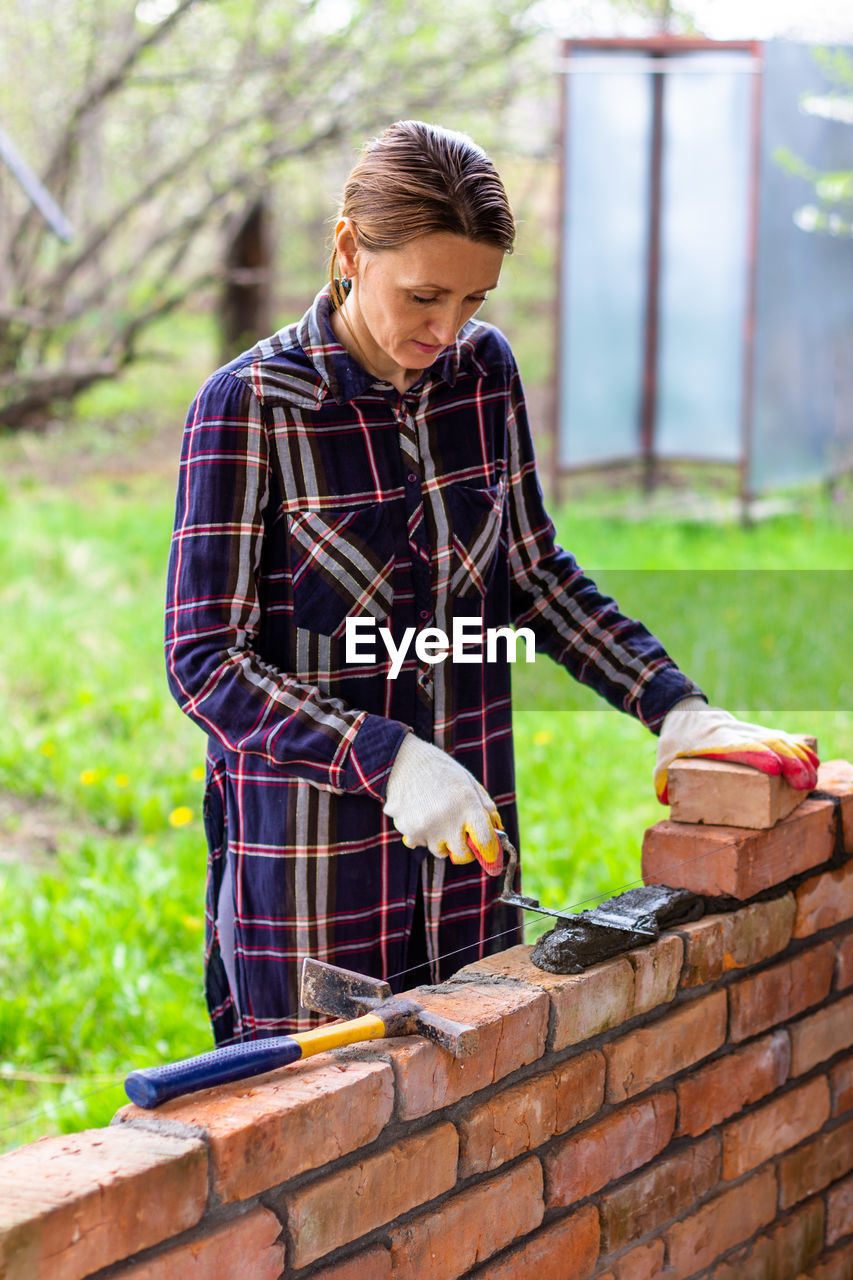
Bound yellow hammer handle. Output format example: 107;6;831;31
292;1012;388;1058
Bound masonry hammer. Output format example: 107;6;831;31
124;958;478;1109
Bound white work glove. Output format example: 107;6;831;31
654;696;819;804
383;734;505;876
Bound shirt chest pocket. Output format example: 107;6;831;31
447;473;507;598
287;504;396;638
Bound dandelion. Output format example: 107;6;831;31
191;765;205;781
114;773;130;788
168;806;193;827
40;742;56;757
80;768;99;785
533;730;553;746
181;914;204;932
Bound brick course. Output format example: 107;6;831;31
4;762;852;1280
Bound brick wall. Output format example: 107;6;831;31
2;764;852;1280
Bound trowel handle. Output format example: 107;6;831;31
500;831;519;899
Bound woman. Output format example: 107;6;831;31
166;120;818;1046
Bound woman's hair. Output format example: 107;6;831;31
328;120;516;308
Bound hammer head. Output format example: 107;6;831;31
300;957;479;1059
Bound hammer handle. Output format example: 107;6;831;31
125;1013;387;1109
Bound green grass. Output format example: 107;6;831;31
1;456;852;1150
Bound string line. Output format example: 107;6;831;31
1;811;831;1142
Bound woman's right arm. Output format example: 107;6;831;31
165;370;406;800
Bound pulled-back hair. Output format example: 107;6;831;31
329;120;515;308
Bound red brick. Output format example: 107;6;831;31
625;933;683;1014
791;995;853;1076
676;1030;791;1137
118;1054;393;1204
458;1071;555;1177
642;797;836;899
603;990;727;1103
721;893;796;970
554;1051;607;1134
612;1239;666;1280
838;932;853;991
111;1208;283;1280
728;941;836;1042
817;758;853;853
310;1246;393;1280
721;1076;831;1179
388;1156;543;1279
461;945;636;1052
664;1167;778;1278
469;1203;599;1280
0;1126;207;1280
795;863;853;938
544;1091;676;1208
807;1240;853;1280
677;915;726;988
598;1134;720;1251
707;1196;825;1280
667;755;808;828
375;980;548;1121
828;1172;853;1247
779;1117;853;1208
831;1054;853;1116
285;1122;458;1269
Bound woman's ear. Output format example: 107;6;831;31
334;217;359;279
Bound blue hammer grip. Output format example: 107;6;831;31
124;1035;304;1109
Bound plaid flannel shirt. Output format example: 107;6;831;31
165;286;702;1043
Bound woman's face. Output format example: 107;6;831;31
334;225;505;388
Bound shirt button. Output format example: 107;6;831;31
419;609;430;621
407;472;418;484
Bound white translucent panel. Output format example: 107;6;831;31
558;56;651;466
655;55;752;460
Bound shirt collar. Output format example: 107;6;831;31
297;286;461;405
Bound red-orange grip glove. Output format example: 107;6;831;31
654;697;819;805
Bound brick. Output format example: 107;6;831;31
828;1172;853;1246
467;1203;599;1280
118;1054;393;1204
642;797;836;899
612;1239;666;1280
460;945;635;1052
603;989;727;1103
667;755;808;828
458;1071;556;1177
794;863;853;938
728;941;836;1042
677;915;725;988
707;1196;825;1280
388;1156;543;1280
831;1054;853;1116
664;1167;778;1278
791;995;853;1076
720;893;796;970
676;1030;791;1136
554;1051;607;1134
779;1116;853;1208
375;980;548;1121
0;1126;207;1280
285;1122;458;1270
807;1241;853;1280
817;758;853;853
111;1208;283;1280
310;1246;393;1280
838;933;853;991
625;933;683;1014
544;1091;676;1208
599;1134;720;1252
721;1076;831;1179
